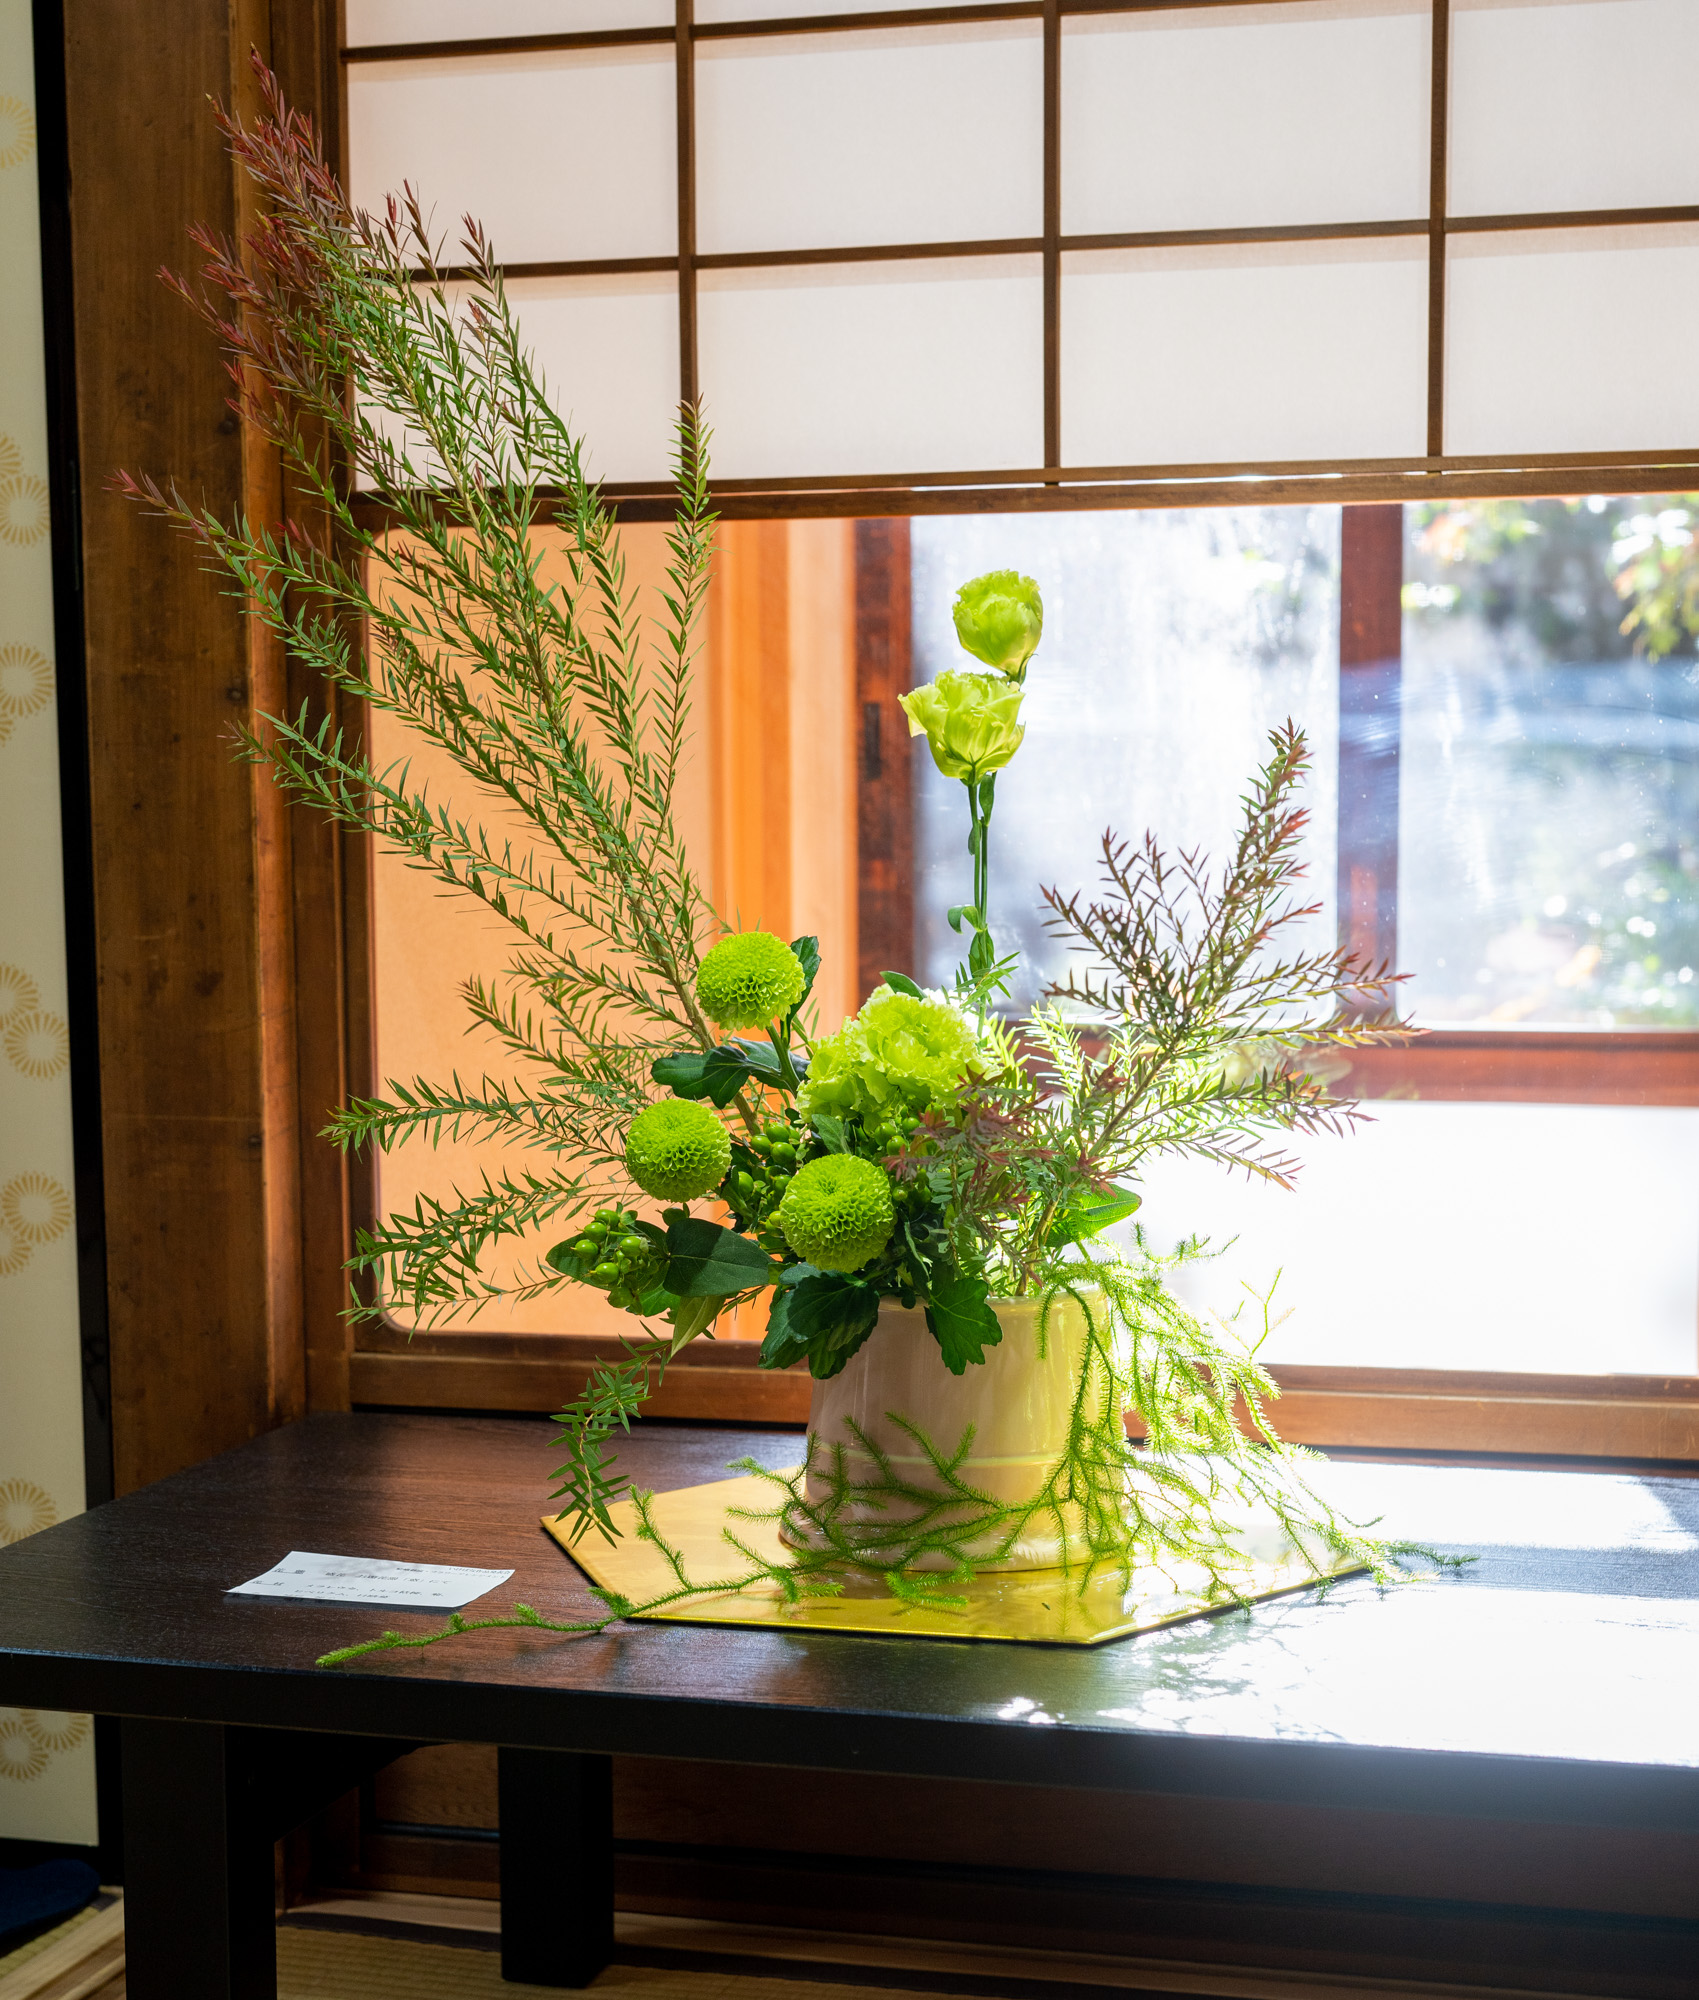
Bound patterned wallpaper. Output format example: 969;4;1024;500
0;0;96;1845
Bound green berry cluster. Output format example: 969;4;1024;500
561;1207;668;1312
857;1111;924;1159
725;1113;821;1255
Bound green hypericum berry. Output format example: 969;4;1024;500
624;1098;733;1202
695;931;807;1031
777;1154;896;1274
952;569;1043;680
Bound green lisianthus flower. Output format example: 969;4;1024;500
798;984;991;1126
625;1098;732;1201
778;1154;895;1273
696;930;806;1030
953;570;1043;679
898;670;1026;783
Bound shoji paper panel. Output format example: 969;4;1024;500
353;277;678;489
698;258;1043;478
697;0;924;17
1450;0;1699;218
347;49;675;265
0;0;95;1846
505;276;680;484
696;27;1041;256
1445;225;1699;455
1062;241;1427;466
346;2;667;38
1062;3;1430;236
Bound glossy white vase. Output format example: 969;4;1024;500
781;1292;1099;1572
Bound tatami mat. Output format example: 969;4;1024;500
279;1930;948;2000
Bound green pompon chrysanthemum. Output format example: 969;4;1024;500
696;930;806;1030
625;1098;732;1202
777;1155;896;1274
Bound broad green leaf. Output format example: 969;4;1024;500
809;1114;847;1154
1046;1183;1143;1248
669;1294;722;1346
759;1288;809;1371
788;935;822;1010
880;970;924;997
544;1237;587;1278
924;1267;1004;1375
652;1040;786;1108
663;1216;776;1297
784;1272;883;1379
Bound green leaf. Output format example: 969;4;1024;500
652;1039;790;1108
881;970;924;997
778;1272;884;1379
544;1237;588;1279
1046;1183;1143;1248
788;935;822;1012
669;1293;722;1346
663;1216;777;1297
924;1267;1004;1375
809;1114;847;1154
759;1287;809;1371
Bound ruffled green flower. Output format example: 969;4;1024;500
625;1098;732;1202
696;930;806;1030
798;984;991;1126
778;1155;895;1273
953;570;1043;679
898;670;1026;783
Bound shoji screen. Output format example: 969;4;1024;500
342;0;1699;506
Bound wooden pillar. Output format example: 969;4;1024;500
1338;505;1404;985
61;0;345;1490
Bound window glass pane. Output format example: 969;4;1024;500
1445;225;1699;455
696;27;1041;256
911;508;1341;1011
1138;1102;1699;1375
347;50;676;266
345;1;667;40
1062;4;1429;236
698;258;1043;478
1450;0;1699;219
1062;241;1427;466
1400;494;1699;1027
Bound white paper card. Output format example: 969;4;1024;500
228;1550;514;1611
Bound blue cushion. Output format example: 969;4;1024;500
0;1860;101;1953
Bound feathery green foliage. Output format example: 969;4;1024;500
119;65;725;1330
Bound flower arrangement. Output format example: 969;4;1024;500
125;69;1425;1660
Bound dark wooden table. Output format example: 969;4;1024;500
2;1413;1697;2000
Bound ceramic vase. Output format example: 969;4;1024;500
780;1292;1100;1572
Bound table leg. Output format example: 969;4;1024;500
498;1748;615;1987
121;1719;277;2000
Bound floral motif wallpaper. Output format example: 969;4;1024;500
0;0;96;1845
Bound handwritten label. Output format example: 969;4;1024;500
228;1550;513;1611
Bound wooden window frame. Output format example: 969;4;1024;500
346;509;1699;1458
60;0;1699;1493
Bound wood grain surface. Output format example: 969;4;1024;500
0;1413;1697;1837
